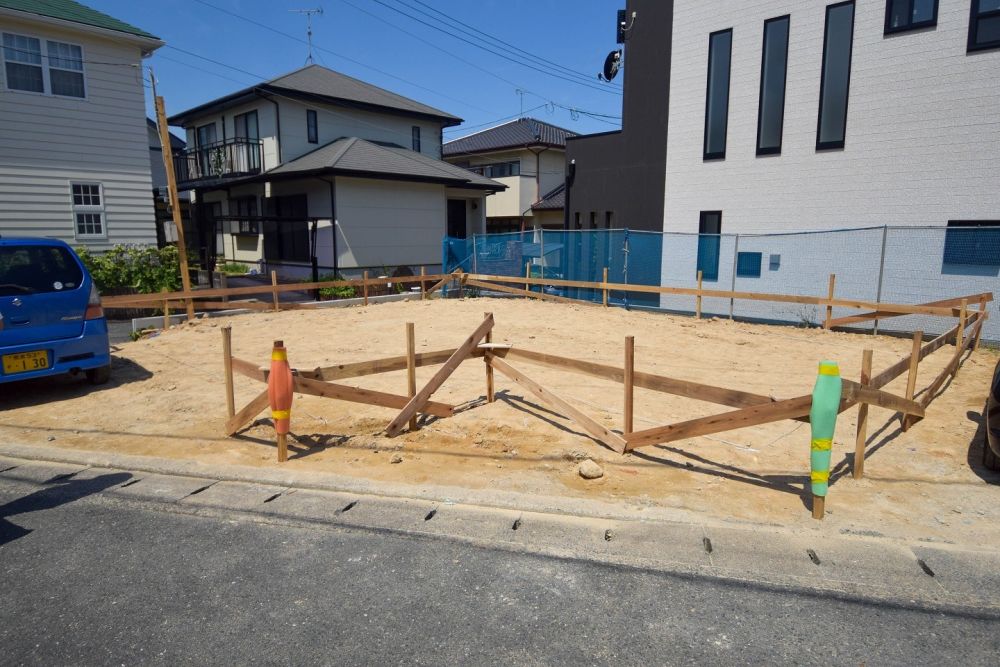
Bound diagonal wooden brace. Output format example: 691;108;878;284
225;389;270;436
385;314;495;436
293;377;454;418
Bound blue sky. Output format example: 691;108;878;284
88;0;625;139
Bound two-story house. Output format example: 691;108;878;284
168;64;504;278
0;0;163;249
443;117;574;233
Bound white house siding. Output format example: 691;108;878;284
663;0;1000;234
0;16;156;249
461;148;566;222
658;0;1000;336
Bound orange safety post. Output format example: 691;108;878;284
267;339;294;462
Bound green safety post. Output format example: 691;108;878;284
810;360;843;520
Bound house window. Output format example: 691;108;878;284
306;109;318;144
574;212;581;229
757;16;790;156
412;126;421;152
943;221;1000;265
969;0;1000;52
234;110;259;140
2;33;43;92
46;40;84;97
817;1;855;150
697;211;722;281
605;211;614;229
230;196;259;234
72;183;105;238
470;161;520;178
703;28;733;160
885;0;938;34
736;252;763;278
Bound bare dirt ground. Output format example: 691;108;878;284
2;298;998;545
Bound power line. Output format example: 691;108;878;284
401;0;621;91
443;104;549;138
364;0;620;96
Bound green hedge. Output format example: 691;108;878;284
77;244;182;294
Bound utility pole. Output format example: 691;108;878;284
150;68;195;321
290;8;324;65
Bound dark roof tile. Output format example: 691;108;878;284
443;117;576;157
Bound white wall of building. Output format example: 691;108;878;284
663;0;1000;235
0;15;157;249
459;147;565;221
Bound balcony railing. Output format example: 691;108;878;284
174;137;264;184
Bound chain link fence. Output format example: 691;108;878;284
444;226;999;341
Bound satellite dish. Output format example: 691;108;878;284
598;50;622;82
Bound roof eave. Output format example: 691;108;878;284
233;165;506;191
442;142;568;159
262;85;462;126
0;6;162;52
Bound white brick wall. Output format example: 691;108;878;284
663;0;1000;235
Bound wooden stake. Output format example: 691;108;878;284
161;287;170;330
420;266;427;300
151;84;195;321
902;330;923;431
957;298;968;348
270;270;279;312
363;270;369;306
853;348;873;480
974;297;988;352
222;326;236;419
484;311;495;403
277;433;288;463
624;336;634;435
696;270;703;319
525;261;531;294
812;495;825;520
406;322;417;431
824;274;836;329
603;267;609;307
220;272;228;303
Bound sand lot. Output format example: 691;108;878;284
2;297;998;544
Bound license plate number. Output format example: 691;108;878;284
2;350;49;375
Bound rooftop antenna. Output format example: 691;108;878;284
515;89;525;119
290;7;324;65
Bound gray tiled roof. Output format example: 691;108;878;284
531;183;565;211
170;65;461;127
443;117;576;157
267;137;505;191
0;0;159;40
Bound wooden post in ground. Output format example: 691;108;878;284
484;312;495;403
222;326;236;419
974;297;988;352
161;287;170;330
420;266;427;300
902;330;923;431
957;298;968;348
624;336;635;435
270;270;280;312
525;261;530;294
603;267;609;307
363;270;369;306
151;79;195;322
853;349;873;479
220;272;228;303
812;496;825;520
406;322;417;431
824;274;836;329
696;270;703;319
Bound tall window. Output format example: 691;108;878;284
230;196;259;234
756;16;790;156
697;211;722;281
72;183;105;239
411;126;421;152
1;34;85;97
234;110;259;140
969;0;1000;52
885;0;938;34
306;109;318;144
817;1;855;150
703;29;733;160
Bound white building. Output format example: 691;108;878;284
0;0;163;249
168;64;503;278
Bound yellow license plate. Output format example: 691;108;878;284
2;350;50;375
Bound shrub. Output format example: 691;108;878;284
308;272;356;300
77;244;182;294
220;262;251;275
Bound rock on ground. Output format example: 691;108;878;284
578;459;604;479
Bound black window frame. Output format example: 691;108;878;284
411;125;421;152
230;196;259;235
306;109;318;144
696;211;722;282
816;1;856;152
756;15;791;156
234;110;259;141
884;0;939;35
943;220;1000;266
703;28;733;161
969;0;1000;52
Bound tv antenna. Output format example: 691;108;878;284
290;7;324;65
515;89;525;118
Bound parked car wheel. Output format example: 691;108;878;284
86;365;111;385
985;438;1000;472
984;358;1000;473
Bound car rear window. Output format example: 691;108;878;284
0;245;84;296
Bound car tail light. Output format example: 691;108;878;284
85;283;104;320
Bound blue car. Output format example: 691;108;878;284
0;237;111;385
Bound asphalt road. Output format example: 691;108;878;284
1;474;998;666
